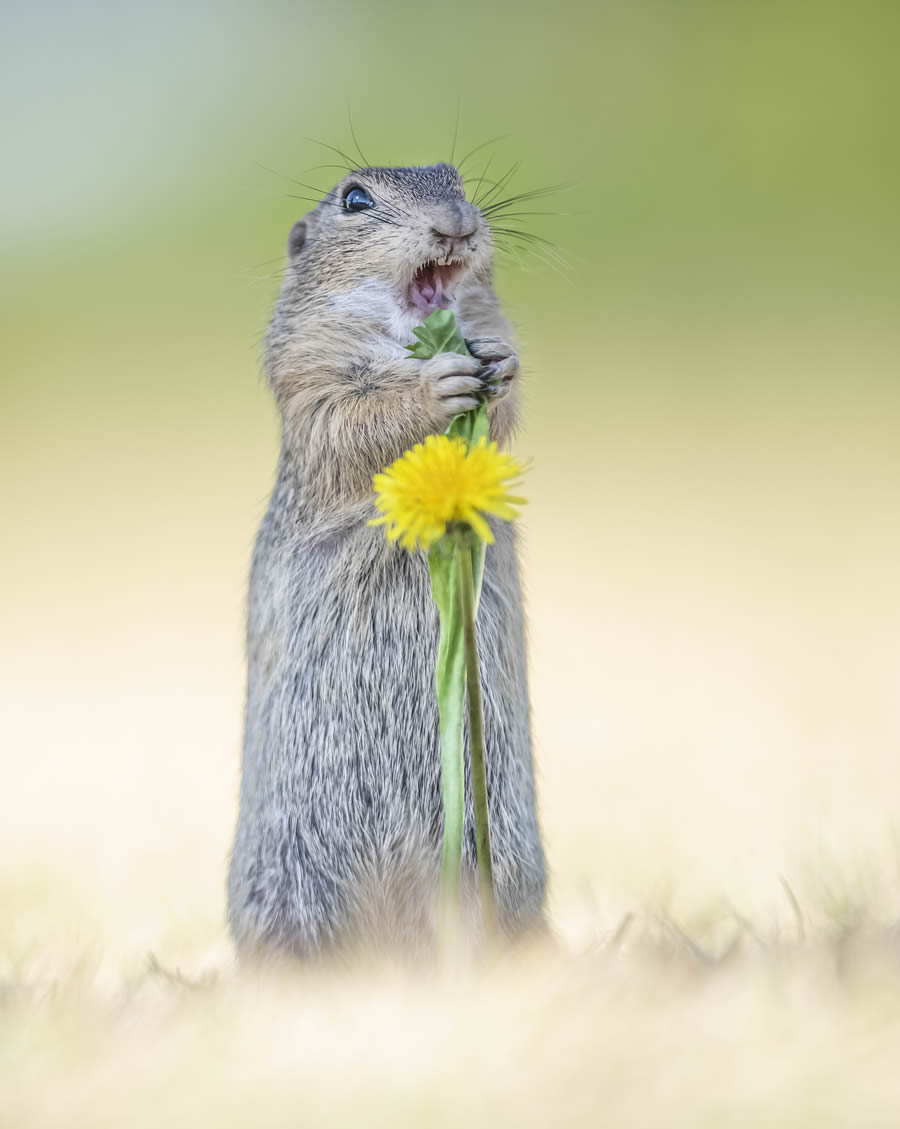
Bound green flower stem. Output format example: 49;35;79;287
434;550;465;907
435;573;462;907
457;543;497;935
415;309;494;938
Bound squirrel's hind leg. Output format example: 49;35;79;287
227;815;350;961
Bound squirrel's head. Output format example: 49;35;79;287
284;163;494;338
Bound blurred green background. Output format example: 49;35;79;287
2;0;900;964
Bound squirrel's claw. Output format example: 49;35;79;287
478;356;516;400
479;362;512;400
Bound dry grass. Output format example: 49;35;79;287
4;915;900;1128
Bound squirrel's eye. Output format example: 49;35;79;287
343;186;375;212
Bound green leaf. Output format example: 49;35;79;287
470;401;491;444
405;308;469;360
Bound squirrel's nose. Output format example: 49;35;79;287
430;201;479;243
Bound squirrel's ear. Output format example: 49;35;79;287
287;219;308;262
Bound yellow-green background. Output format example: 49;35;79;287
3;2;900;1123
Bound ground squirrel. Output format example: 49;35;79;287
227;162;546;957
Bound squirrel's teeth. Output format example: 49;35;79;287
408;258;465;314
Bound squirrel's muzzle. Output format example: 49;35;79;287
429;200;480;245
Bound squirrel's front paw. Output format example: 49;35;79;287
419;352;487;421
465;337;519;397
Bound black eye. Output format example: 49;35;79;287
343;186;375;212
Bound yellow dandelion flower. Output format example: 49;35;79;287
371;434;527;551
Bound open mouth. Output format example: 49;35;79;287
408;258;466;315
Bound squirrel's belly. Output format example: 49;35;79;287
231;522;543;952
249;526;526;821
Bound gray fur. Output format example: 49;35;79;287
227;163;546;958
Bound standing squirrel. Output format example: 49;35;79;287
227;162;546;957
